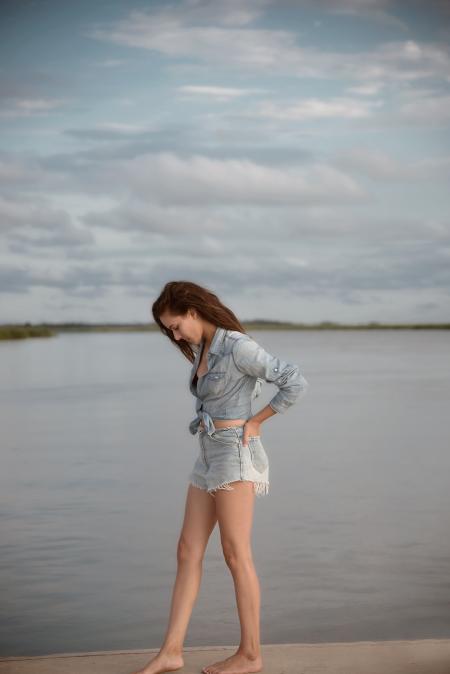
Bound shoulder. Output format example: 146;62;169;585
224;329;251;349
225;330;260;361
225;329;249;343
216;329;250;359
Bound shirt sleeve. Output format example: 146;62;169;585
232;336;309;414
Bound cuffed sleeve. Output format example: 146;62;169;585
232;336;309;413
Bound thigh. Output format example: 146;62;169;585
215;481;255;554
178;483;218;553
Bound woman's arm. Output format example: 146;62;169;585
232;336;309;445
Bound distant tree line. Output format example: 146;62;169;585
1;321;449;340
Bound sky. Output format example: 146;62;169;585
1;0;449;325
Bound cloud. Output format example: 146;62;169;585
333;147;450;181
59;117;315;166
93;59;128;67
65;122;156;140
0;153;82;196
396;91;450;125
81;199;228;235
3;234;448;301
177;85;266;102
15;146;361;205
256;96;383;121
0;262;116;297
0;97;68;118
253;89;450;131
346;82;385;96
0;195;94;249
87;15;297;69
0;157;37;184
86;4;450;84
97;152;367;206
296;0;408;29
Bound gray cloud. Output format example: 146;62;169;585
2;218;448;305
93;152;367;206
61;119;315;166
1;0;449;322
332;147;450;182
0;195;93;251
87;4;450;85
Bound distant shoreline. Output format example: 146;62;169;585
1;321;449;340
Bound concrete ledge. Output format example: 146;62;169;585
1;639;450;674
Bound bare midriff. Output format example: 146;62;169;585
200;418;247;430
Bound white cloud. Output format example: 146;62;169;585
92;122;150;135
347;82;385;96
178;85;265;101
88;15;298;69
87;6;450;84
103;152;367;206
0;98;68;118
256;96;383;120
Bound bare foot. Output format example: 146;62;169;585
201;650;262;674
129;650;184;674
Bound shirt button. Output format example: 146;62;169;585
274;367;278;371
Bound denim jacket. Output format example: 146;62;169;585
188;327;309;436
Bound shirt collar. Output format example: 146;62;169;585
192;326;226;367
209;326;226;355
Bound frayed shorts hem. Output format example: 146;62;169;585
189;427;270;498
189;476;269;498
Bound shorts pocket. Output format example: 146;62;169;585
248;436;269;473
210;427;239;446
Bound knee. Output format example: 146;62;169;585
176;535;205;565
221;541;253;570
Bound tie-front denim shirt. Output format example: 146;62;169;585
188;327;309;436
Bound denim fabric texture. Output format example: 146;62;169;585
188;327;309;437
187;327;309;498
189;425;271;498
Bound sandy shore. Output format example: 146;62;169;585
1;639;450;673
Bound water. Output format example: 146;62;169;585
1;329;449;656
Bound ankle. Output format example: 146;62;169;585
159;645;183;658
237;646;261;660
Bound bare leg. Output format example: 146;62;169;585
202;481;263;674
129;484;217;674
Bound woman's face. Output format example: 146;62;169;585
159;308;202;344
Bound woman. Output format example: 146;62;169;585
132;281;309;674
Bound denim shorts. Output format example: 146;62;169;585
188;425;269;498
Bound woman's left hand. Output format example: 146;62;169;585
242;418;261;447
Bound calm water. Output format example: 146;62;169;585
1;329;450;657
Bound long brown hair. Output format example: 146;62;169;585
152;280;247;362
